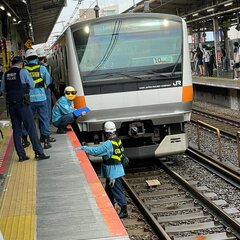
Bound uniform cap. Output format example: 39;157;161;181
11;56;24;65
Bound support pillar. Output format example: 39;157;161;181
213;17;220;77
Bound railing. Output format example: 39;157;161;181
197;120;222;161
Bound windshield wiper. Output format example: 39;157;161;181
171;53;182;76
110;72;142;80
84;72;142;80
145;70;172;77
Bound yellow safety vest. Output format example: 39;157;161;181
25;64;46;88
103;137;124;165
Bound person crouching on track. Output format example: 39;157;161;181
75;121;128;219
52;86;82;134
1;56;50;161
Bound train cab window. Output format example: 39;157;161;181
73;17;183;82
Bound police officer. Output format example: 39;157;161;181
24;48;55;149
75;121;128;218
1;56;50;161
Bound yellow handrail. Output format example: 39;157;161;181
197;120;222;161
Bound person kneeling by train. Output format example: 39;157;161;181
52;86;89;134
75;121;129;219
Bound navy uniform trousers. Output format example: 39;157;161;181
9;102;43;157
105;177;127;207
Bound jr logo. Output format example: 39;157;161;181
173;80;182;86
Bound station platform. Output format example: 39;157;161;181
192;69;240;111
0;99;129;240
193;75;240;90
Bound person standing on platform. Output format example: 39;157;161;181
1;56;50;161
221;47;227;71
202;45;211;77
24;48;55;149
36;48;52;123
196;47;204;76
233;42;240;80
208;50;215;77
75;121;128;219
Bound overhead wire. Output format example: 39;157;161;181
79;0;97;18
62;0;85;32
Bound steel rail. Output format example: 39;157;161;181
157;158;240;238
122;177;172;240
192;108;240;127
187;147;240;181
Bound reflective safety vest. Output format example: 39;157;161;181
103;137;124;165
25;64;45;88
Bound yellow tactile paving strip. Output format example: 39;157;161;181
0;146;36;240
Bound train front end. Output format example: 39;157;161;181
67;13;192;159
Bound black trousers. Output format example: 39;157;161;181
9;102;44;158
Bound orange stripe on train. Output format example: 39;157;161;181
182;85;193;102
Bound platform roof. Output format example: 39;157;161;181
124;0;240;32
1;0;66;44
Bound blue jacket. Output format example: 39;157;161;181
52;96;75;123
81;139;125;180
26;59;51;102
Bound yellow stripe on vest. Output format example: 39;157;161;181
25;65;40;71
111;154;123;161
34;78;43;83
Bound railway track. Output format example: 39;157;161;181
189;106;240;168
93;106;240;239
94;148;240;239
122;157;240;240
191;108;240;138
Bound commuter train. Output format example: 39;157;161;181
48;13;193;160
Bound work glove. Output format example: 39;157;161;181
109;179;115;188
74;146;84;151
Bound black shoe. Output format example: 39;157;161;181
56;128;66;134
22;140;30;148
40;136;56;143
44;141;52;149
35;153;50;160
118;205;128;219
49;137;56;142
19;155;30;162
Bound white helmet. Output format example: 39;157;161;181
25;48;38;58
36;48;46;58
104;121;116;133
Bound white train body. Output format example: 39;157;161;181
49;13;192;159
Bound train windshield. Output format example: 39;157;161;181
73;17;182;80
